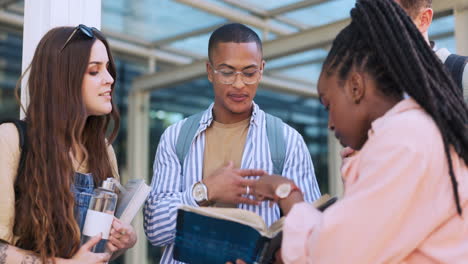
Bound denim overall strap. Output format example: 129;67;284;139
72;172;94;233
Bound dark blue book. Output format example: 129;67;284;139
173;195;337;264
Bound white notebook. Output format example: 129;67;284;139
115;179;151;224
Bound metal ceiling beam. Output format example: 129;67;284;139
266;0;330;17
133;62;206;93
150;23;224;47
142;0;464;49
174;0;294;35
0;0;458;97
268;57;327;72
261;75;317;97
108;38;193;65
275;16;309;30
0;9;21;24
133;18;348;93
262;18;349;59
133;0;462;95
0;9;195;65
222;0;309;30
104;29;151;46
159;45;206;60
221;0;268;17
0;0;19;10
133;18;347;94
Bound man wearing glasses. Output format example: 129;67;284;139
144;23;321;263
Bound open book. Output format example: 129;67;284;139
174;194;337;264
114;179;151;224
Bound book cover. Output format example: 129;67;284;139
114;179;151;224
174;194;337;264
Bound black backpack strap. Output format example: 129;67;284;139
444;54;468;91
0;119;27;175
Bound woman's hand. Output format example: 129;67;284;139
250;174;293;202
66;234;110;264
106;217;137;253
251;174;304;215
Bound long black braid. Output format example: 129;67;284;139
324;0;468;214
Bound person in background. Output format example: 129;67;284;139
0;25;136;263
235;0;468;263
395;0;467;96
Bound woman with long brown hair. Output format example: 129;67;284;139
0;25;136;263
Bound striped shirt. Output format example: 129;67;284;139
144;102;321;264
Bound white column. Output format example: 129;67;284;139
454;3;468;99
454;4;468;56
124;58;153;264
21;0;101;117
328;132;344;197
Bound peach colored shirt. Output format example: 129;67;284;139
282;99;468;264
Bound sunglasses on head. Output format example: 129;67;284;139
60;24;99;52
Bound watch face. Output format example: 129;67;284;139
275;183;292;199
193;183;207;202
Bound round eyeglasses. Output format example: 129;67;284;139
210;64;262;85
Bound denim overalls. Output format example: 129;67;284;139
71;172;94;232
71;172;106;252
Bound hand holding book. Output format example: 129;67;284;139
107;217;137;252
174;194;336;264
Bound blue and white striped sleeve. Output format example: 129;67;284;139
282;126;321;203
143;121;198;247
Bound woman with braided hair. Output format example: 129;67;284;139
231;0;468;263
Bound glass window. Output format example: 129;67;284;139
0;29;22;119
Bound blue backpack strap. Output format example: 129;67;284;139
444;54;468;91
176;112;204;170
265;113;286;175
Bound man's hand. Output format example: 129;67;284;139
203;161;266;205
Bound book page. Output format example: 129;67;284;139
312;194;332;208
266;217;284;237
178;205;268;234
178;194;337;239
265;194;336;237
